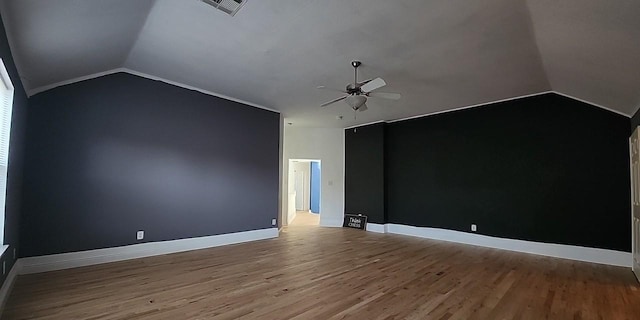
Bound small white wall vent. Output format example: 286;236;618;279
201;0;247;16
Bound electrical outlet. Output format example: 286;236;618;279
471;224;477;232
136;230;144;240
271;218;277;226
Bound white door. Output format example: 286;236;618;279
295;170;305;211
630;128;640;280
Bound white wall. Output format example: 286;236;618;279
282;127;344;227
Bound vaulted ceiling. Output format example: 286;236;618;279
1;0;639;127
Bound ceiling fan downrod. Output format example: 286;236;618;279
352;60;361;85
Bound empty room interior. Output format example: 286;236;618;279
0;0;639;319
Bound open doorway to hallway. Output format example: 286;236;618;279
288;159;321;226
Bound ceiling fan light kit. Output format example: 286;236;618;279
346;95;367;109
317;60;401;115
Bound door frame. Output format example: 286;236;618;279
630;129;640;281
288;159;321;225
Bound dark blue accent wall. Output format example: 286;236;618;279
345;123;385;223
0;13;28;286
21;73;279;257
346;94;632;252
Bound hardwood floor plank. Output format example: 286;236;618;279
3;226;640;319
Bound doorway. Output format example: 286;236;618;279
288;159;321;226
631;129;640;281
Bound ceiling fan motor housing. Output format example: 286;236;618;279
346;84;362;94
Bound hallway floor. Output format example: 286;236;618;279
289;211;319;226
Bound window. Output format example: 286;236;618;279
0;59;14;245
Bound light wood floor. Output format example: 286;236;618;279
3;225;640;319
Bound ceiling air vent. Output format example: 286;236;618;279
201;0;247;16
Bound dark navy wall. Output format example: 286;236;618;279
346;93;632;251
345;123;385;223
0;14;28;286
21;73;279;257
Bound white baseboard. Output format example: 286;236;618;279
368;223;630;267
19;228;279;275
366;223;386;233
319;218;343;228
0;259;22;314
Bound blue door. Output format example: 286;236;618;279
310;162;321;213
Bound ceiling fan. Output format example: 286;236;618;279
317;61;401;113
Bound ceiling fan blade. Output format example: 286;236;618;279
367;92;401;100
316;86;347;93
358;104;368;112
361;77;386;93
320;96;347;107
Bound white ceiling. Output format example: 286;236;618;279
527;0;640;117
2;0;639;127
1;0;155;90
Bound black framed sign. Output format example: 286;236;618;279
343;214;368;230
